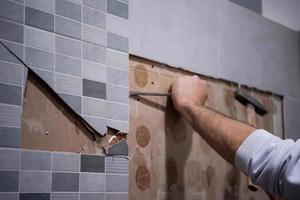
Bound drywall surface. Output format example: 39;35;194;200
130;0;300;99
263;0;300;31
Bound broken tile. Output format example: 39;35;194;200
79;193;105;200
0;83;22;106
0;104;22;128
106;193;128;200
82;60;106;83
106;102;128;121
0;19;23;44
50;193;79;200
82;97;106;118
55;35;81;58
107;49;128;70
25;6;54;32
25;0;55;14
82;42;106;64
82;115;106;134
20;193;50;200
105;156;128;174
0;171;19;192
107;0;128;20
0;0;24;23
107;119;128;133
56;0;81;22
83;0;106;11
106;174;128;192
106;84;128;104
0;193;19;200
82;24;106;46
0;40;23;64
0;62;23;85
81;154;105;173
55;54;81;77
83;6;105;28
25;46;54;71
52;152;80;172
55;16;81;40
0;126;21;148
21;149;51;171
58;93;82;114
51;173;79;192
54;73;82;96
25;26;55;52
31;67;54;87
83;79;106;100
105;140;128;156
0;148;20;170
79;173;105;192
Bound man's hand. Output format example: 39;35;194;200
171;75;208;123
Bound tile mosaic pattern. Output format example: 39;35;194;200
0;0;129;143
0;148;129;199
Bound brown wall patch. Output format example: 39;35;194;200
136;125;151;148
136;165;151;191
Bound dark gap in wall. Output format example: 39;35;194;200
229;0;262;14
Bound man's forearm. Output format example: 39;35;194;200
188;106;256;164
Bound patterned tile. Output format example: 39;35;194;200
107;32;128;53
105;156;128;174
0;148;20;170
0;0;24;23
106;193;128;200
51;172;79;192
107;67;128;86
31;67;54;87
106;84;128;104
0;171;19;192
82;60;106;82
107;49;128;70
25;46;55;71
106;14;129;37
80;154;105;173
82;24;106;46
79;193;105;200
79;173;105;192
52;152;80;172
107;0;128;19
82;97;106;118
50;193;79;200
106;102;128;121
82;42;106;64
25;6;54;32
83;79;106;100
0;126;21;148
0;193;19;200
0;104;21;128
83;6;105;28
55;54;81;77
0;62;23;85
106;119;128;132
106;174;128;192
0;19;23;44
55;35;81;58
20;193;50;200
56;0;81;22
20;171;51;192
0;40;24;64
25;0;55;14
21;149;51;171
0;83;22;106
58;93;82;113
54;73;82;96
55;16;81;40
24;26;55;52
82;115;106;134
83;0;106;11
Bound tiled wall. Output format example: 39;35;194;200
0;148;129;200
0;0;129;143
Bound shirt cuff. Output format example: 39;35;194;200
234;129;280;174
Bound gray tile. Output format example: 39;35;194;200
107;84;128;104
0;104;21;128
58;93;82;113
0;171;19;192
82;42;106;64
0;0;24;23
80;154;105;173
107;119;128;132
52;152;80;172
82;60;106;83
107;49;128;70
0;126;20;148
106;174;128;192
55;54;81;77
107;32;128;53
82;115;106;134
51;172;79;192
0;83;22;106
118;0;128;4
56;0;81;22
0;19;23;44
55;16;81;40
106;102;128;121
105;140;128;156
20;193;50;200
25;0;55;13
79;193;104;200
20;171;51;192
25;6;54;32
106;14;129;37
55;35;81;58
25;46;54;71
82;24;106;46
229;0;262;14
83;79;106;100
107;67;128;86
79;173;105;192
284;97;300;140
83;0;106;11
0;40;24;64
0;193;19;200
69;0;82;4
25;26;55;52
83;6;105;28
105;156;128;174
31;67;54;87
13;0;24;3
50;193;79;200
107;0;128;19
21;149;51;170
106;193;128;200
0;148;20;170
82;97;106;117
54;73;82;96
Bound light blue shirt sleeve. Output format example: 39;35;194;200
235;129;300;200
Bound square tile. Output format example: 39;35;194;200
0;83;22;106
31;67;54;87
0;104;21;128
25;6;54;32
82;97;106;117
0;148;20;170
79;193;104;200
83;6;105;28
55;35;81;58
54;73;82;96
83;0;106;11
107;32;128;53
55;54;81;77
82;115;106;134
82;24;106;46
82;60;106;82
52;152;80;172
56;0;81;22
83;79;106;100
0;0;24;23
0;126;21;148
106;84;128;104
0;62;23;85
0;40;24;64
51;173;79;192
105;140;128;156
106;193;128;200
107;49;128;70
0;19;23;44
0;171;19;192
80;154;105;173
107;0;128;19
105;156;128;174
106;14;129;37
25;0;55;13
106;102;128;121
20;193;50;200
50;193;79;200
82;42;106;64
107;67;128;86
58;93;82;114
55;16;81;40
21;149;51;170
25;46;54;71
107;119;128;132
79;173;105;192
0;193;19;200
25;26;55;52
20;171;51;192
106;174;128;192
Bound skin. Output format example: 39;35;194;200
171;75;282;200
